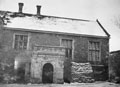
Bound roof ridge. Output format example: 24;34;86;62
0;10;108;37
96;19;110;38
0;10;93;22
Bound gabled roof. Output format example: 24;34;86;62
0;11;109;37
110;50;120;54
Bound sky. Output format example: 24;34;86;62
0;0;120;51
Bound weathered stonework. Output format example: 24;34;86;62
71;62;94;83
0;10;110;83
30;46;65;83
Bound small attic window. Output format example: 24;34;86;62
14;34;28;50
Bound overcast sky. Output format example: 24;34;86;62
0;0;120;51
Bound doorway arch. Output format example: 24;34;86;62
42;63;54;83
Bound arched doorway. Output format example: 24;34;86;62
42;63;53;83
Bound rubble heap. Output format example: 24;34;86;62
71;62;94;83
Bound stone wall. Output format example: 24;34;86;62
71;62;94;83
30;46;65;83
0;27;109;83
109;51;120;83
74;36;109;65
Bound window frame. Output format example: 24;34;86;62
88;40;101;62
13;33;29;50
60;38;74;60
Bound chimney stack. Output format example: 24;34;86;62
18;3;24;13
36;5;41;16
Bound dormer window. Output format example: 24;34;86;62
14;34;28;50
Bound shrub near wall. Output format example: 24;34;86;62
0;50;17;83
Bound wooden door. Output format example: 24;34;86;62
42;63;53;83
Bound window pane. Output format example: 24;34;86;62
93;43;95;50
23;36;28;41
20;35;23;41
95;51;98;61
97;51;100;61
92;51;95;61
68;41;72;48
61;39;72;57
61;40;66;47
15;35;19;41
24;42;27;47
65;49;68;57
90;51;92;61
69;49;72;57
88;41;100;62
95;42;97;50
89;51;92;61
19;41;23;49
89;42;92;49
14;35;28;50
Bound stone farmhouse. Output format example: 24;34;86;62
0;3;110;83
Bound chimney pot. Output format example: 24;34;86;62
18;3;24;13
36;5;41;16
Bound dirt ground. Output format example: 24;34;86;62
0;82;120;87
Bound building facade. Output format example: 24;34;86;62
0;3;110;83
109;50;120;82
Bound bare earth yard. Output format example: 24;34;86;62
0;82;120;87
